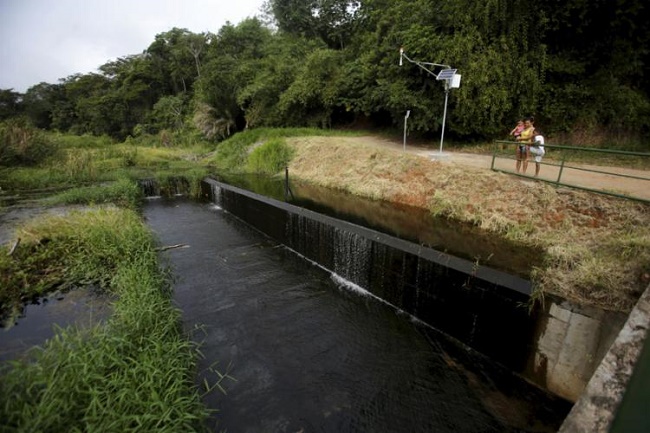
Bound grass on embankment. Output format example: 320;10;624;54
0;208;215;432
206;127;363;174
279;136;649;313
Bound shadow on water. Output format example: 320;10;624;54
212;172;538;279
144;197;571;433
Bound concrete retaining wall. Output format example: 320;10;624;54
558;285;650;432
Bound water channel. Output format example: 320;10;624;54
143;193;571;433
0;176;572;431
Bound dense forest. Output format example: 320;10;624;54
1;0;649;147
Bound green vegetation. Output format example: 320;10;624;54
0;208;216;432
212;127;359;172
46;177;143;208
0;121;221;431
2;1;648;148
247;138;295;174
0;121;212;192
0;118;58;166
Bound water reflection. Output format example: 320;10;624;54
0;287;112;362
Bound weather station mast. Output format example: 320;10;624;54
399;47;461;156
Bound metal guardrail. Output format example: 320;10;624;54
491;141;650;203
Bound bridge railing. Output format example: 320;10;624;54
491;141;650;203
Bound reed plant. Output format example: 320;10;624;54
0;207;215;432
0;119;58;167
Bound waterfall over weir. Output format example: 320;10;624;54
138;177;191;197
202;178;538;374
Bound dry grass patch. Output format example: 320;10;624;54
287;136;650;312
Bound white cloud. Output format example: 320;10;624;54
0;0;265;92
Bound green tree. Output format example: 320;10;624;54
151;94;189;132
145;28;207;94
536;0;650;136
238;35;325;128
332;0;547;137
0;89;23;121
9;0;650;144
22;82;62;129
277;48;345;127
266;0;361;49
193;19;274;138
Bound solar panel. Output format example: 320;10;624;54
436;68;457;80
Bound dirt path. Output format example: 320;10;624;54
350;136;650;201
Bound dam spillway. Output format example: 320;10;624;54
202;177;538;374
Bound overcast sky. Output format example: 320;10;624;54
0;0;266;93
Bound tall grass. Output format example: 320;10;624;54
0;119;58;166
49;132;115;149
212;127;363;172
0;208;215;432
46;177;143;208
246;138;294;175
0;141;211;191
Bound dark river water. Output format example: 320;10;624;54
143;197;570;433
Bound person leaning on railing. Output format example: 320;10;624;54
529;131;545;177
516;117;535;174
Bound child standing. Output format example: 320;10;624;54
529;130;546;177
509;119;524;140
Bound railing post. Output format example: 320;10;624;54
557;155;566;184
285;166;294;201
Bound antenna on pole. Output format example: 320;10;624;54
398;48;461;156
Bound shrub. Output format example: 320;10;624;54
247;138;294;175
0;118;58;166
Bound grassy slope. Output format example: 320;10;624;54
285;136;650;313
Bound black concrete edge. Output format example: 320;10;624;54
204;177;532;296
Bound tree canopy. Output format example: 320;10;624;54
3;0;649;145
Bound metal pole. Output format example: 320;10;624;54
557;156;566;184
439;83;450;154
491;144;496;170
403;110;410;151
285;166;294;201
403;117;407;151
